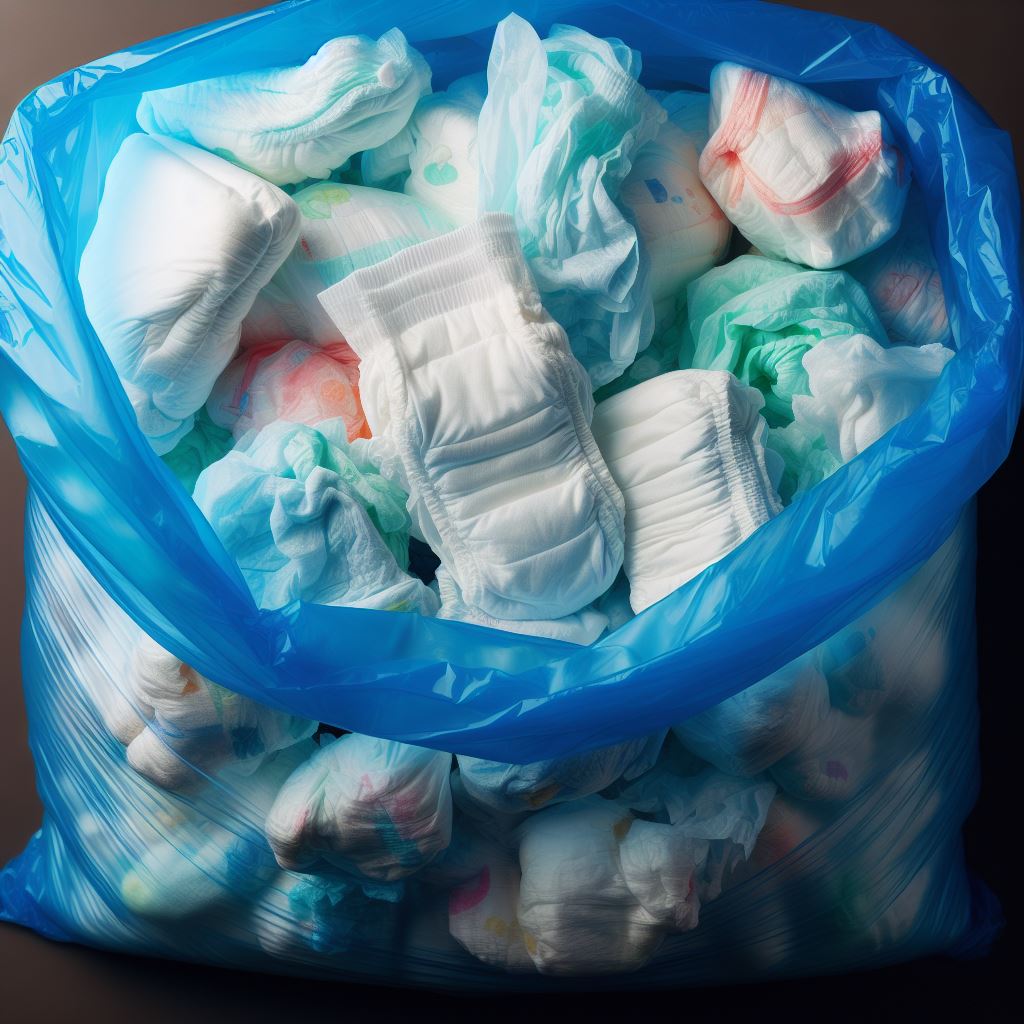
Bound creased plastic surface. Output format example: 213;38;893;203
0;0;1020;763
0;0;1016;987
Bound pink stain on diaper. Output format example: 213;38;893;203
449;867;491;915
743;132;885;216
704;66;892;217
825;760;849;780
879;271;924;313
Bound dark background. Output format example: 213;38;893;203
0;1;1019;1019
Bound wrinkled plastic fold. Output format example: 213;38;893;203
0;0;1019;987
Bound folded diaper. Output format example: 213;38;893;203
161;407;234;494
251;871;401;961
621;93;731;319
791;334;954;463
846;190;953;348
79;134;300;454
476;15;666;387
673;653;829;777
137;29;431;186
364;74;486;226
434;568;608;645
516;770;774;975
515;798;663;975
699;62;910;268
241;182;454;348
193;419;436;611
265;733;453;882
455;730;665;815
592;370;781;613
685;256;888;427
118;634;316;792
207;339;369;443
319;213;626;621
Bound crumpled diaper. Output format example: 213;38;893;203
364;74;486;226
265;733;453;882
790;334;954;463
515;770;774;975
434;567;608;645
207;339;369;443
846;190;953;348
319;213;626;621
699;62;910;268
79;134;300;454
685;255;888;427
673;653;830;776
620;91;731;321
455;730;666;815
592;370;781;613
477;15;666;387
193;419;435;611
118;634;316;792
161;407;234;494
241;182;453;347
137;29;431;186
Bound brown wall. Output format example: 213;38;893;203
0;1;1019;1019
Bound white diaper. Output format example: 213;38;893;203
791;334;954;463
516;770;773;975
319;213;626;621
137;29;431;186
592;370;781;613
699;63;910;268
265;733;453;882
364;74;486;227
120;634;316;792
621;95;731;317
241;182;453;348
434;567;608;645
79;134;300;454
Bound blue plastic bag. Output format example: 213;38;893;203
0;0;1017;987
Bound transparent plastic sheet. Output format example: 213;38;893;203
0;0;1018;988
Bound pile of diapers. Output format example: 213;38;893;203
75;14;958;978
